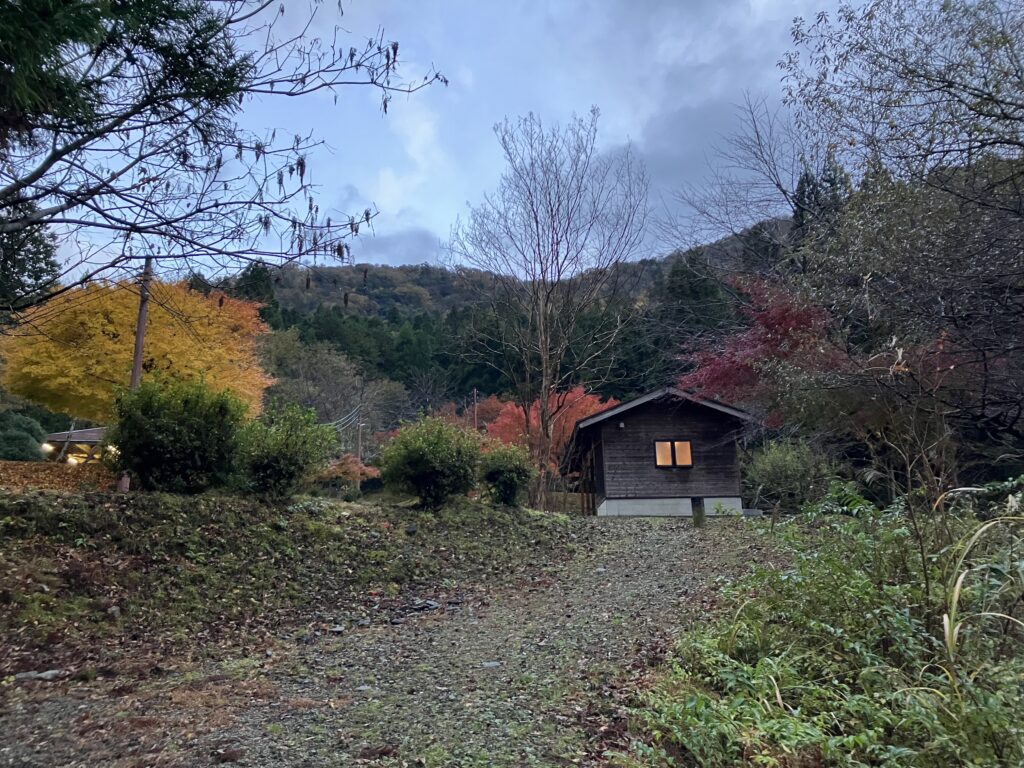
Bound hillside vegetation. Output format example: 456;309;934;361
2;1;1024;764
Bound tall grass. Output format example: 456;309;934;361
624;480;1024;767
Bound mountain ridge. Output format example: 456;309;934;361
268;218;786;319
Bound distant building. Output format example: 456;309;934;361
568;387;756;517
42;427;107;464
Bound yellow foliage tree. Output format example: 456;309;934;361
1;281;272;422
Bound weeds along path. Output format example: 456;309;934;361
1;517;767;767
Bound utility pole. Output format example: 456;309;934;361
118;256;154;492
356;422;364;462
129;256;154;389
473;387;478;430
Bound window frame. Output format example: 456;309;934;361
653;439;693;468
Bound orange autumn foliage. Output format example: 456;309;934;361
319;453;381;485
474;394;507;428
1;281;271;421
487;387;617;469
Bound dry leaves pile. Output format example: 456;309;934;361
0;461;115;492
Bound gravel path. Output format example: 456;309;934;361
1;517;764;768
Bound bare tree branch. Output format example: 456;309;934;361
448;109;648;503
0;1;446;315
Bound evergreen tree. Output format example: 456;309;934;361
0;0;104;144
0;199;60;315
792;168;824;247
657;251;733;332
0;410;45;460
790;153;852;258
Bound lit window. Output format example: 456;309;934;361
655;441;673;467
654;440;692;467
673;441;692;466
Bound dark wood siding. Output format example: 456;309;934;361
596;399;742;499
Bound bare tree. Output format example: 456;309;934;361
405;368;453;414
260;328;411;455
782;0;1024;208
0;0;445;314
448;109;648;503
657;93;832;279
662;96;801;245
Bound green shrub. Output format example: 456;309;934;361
238;403;337;501
11;401;73;434
480;443;534;506
0;411;45;442
0;429;43;460
106;378;246;493
379;417;481;509
742;438;837;512
0;412;45;460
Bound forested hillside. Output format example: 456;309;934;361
266;219;785;320
209;223;775;434
271;263;495;318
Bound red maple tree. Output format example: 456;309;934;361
435;394;509;431
487;387;618;470
679;278;834;407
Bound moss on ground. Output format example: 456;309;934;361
0;490;573;671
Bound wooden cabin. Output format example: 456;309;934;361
568;387;755;517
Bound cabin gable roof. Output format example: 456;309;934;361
575;387;755;433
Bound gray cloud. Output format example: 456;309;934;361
348;227;444;267
252;0;837;263
638;100;742;198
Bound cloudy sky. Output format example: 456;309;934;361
244;0;836;266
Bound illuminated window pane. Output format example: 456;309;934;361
655;441;673;466
674;441;692;466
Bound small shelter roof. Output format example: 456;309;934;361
44;427;107;445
